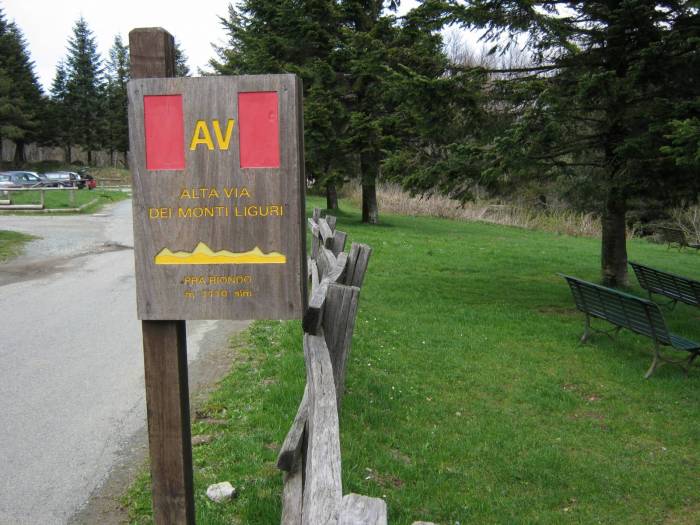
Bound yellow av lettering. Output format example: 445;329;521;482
212;120;235;150
189;119;236;151
190;121;214;150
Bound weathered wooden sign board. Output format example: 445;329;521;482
127;75;306;320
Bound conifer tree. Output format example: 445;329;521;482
174;39;191;77
0;8;44;162
434;0;700;285
63;17;104;164
47;61;73;160
105;34;130;158
211;0;349;209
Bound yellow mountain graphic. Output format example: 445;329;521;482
155;242;286;265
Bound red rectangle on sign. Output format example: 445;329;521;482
239;92;280;168
144;95;185;170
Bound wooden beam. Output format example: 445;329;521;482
318;218;334;248
302;333;342;525
277;385;309;472
129;27;176;78
344;243;372;288
330;230;347;257
141;320;194;525
326;215;337;231
280;458;304;525
130;27;195;525
322;284;360;411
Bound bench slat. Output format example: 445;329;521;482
630;261;700;308
564;275;671;344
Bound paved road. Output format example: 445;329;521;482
0;201;245;524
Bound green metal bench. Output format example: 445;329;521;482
656;226;700;251
561;275;699;378
630;261;700;310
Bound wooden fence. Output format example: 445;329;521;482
276;209;434;525
0;186;97;212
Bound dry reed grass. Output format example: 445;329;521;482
342;183;604;237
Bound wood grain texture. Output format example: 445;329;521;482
128;74;306;320
338;494;387;525
326;215;337;231
344;243;372;288
302;253;348;335
308;218;320;260
318;218;334;248
330;230;347;257
323;284;360;411
316;247;338;282
142;320;195;525
128;28;176;79
281;459;303;525
310;259;319;292
277;385;308;472
302;333;342;525
131;28;195;525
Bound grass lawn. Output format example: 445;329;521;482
0;230;36;262
5;188;129;213
125;196;700;524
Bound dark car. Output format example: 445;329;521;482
0;171;46;188
42;171;86;189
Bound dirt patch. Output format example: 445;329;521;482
538;306;579;317
663;503;700;524
0;242;133;287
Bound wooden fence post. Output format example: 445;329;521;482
129;27;195;525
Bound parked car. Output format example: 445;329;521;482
42;171;86;189
82;173;97;190
0;171;46;188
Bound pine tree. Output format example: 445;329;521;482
47;61;73;160
211;0;349;209
174;39;191;77
63;17;104;164
0;8;44;162
104;34;130;158
434;0;700;285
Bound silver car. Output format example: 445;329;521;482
0;171;46;188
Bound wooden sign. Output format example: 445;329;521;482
128;75;306;320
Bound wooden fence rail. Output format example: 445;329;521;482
277;209;434;525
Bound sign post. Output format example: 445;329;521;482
128;27;306;523
129;28;195;525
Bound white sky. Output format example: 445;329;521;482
4;0;422;92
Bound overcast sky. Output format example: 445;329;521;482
3;0;421;92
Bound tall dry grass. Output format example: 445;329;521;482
671;205;700;243
342;183;604;237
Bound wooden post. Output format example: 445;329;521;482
68;187;76;207
129;27;195;525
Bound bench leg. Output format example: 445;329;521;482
645;351;662;379
645;344;697;379
579;316;591;344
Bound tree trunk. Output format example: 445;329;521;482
13;141;26;165
65;144;72;164
326;182;338;210
601;190;628;287
87;149;93;166
360;152;379;224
